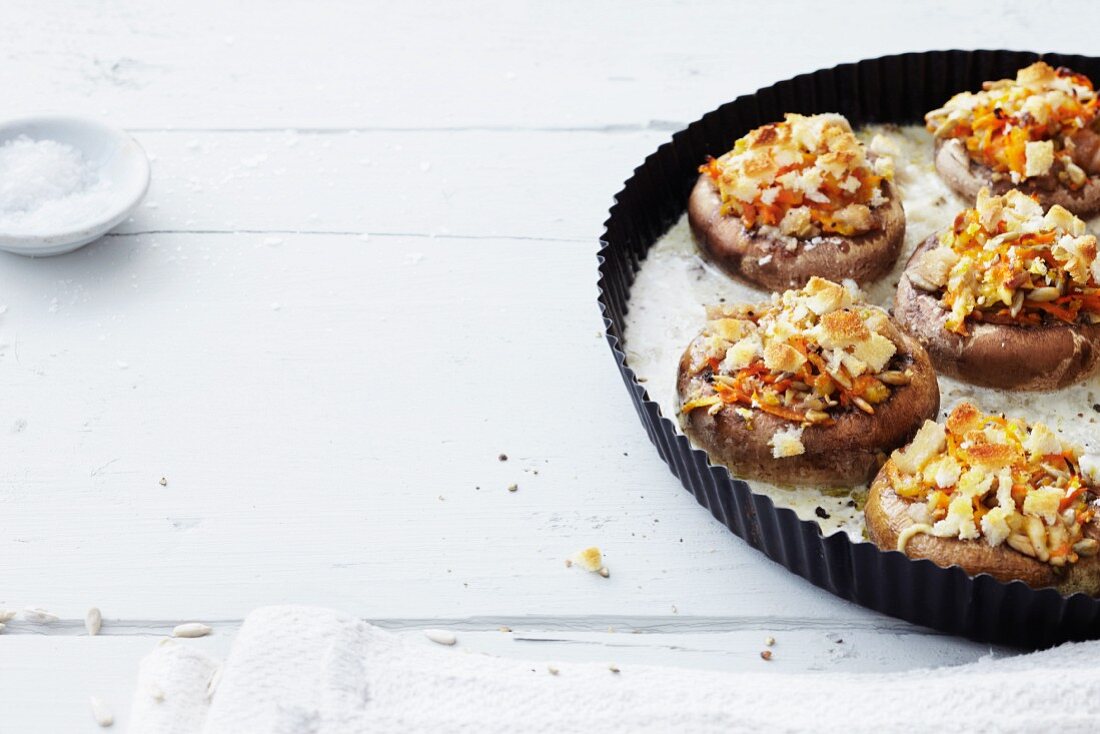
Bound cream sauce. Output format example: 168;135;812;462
622;124;1100;541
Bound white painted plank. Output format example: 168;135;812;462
116;129;668;241
0;231;882;624
8;2;1094;726
2;1;1100;130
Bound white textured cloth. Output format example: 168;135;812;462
128;641;219;734
129;605;1100;733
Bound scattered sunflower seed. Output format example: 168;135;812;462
498;626;512;633
765;636;775;647
425;629;457;646
548;665;560;675
159;477;168;487
172;623;212;638
507;483;518;492
89;696;113;727
498;453;508;462
608;664;621;674
760;650;773;661
86;607;103;636
598;567;610;578
23;607;59;623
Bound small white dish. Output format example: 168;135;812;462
0;114;150;257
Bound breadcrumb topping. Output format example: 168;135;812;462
926;61;1099;185
890;403;1099;565
680;278;908;454
701;114;890;238
909;188;1100;333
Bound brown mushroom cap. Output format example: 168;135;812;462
865;461;1100;594
687;174;905;292
894;236;1100;391
934;138;1100;218
676;318;939;487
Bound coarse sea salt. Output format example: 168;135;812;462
0;135;111;234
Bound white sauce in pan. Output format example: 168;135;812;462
622;124;1100;541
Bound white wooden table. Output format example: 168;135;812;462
2;1;1098;729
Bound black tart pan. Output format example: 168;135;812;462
597;50;1100;647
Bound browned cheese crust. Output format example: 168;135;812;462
934;138;1100;218
866;460;1100;594
894;236;1100;391
687;174;905;292
676;319;939;487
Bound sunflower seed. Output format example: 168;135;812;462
878;370;911;386
828;369;852;390
1009;290;1025;318
172;623;212;638
1026;516;1050;562
608;664;620;673
1026;286;1060;302
765;636;776;646
86;607;102;636
547;665;560;675
931;118;956;138
853;396;875;415
1067;161;1088;186
425;629;457;646
23;607;59;623
598;567;610;578
89;696;113;727
1008;533;1036;557
1074;538;1099;557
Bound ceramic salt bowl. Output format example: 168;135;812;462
0;114;151;256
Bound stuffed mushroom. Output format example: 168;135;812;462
895;188;1100;390
689;113;905;291
677;277;939;486
866;402;1100;594
926;61;1100;217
